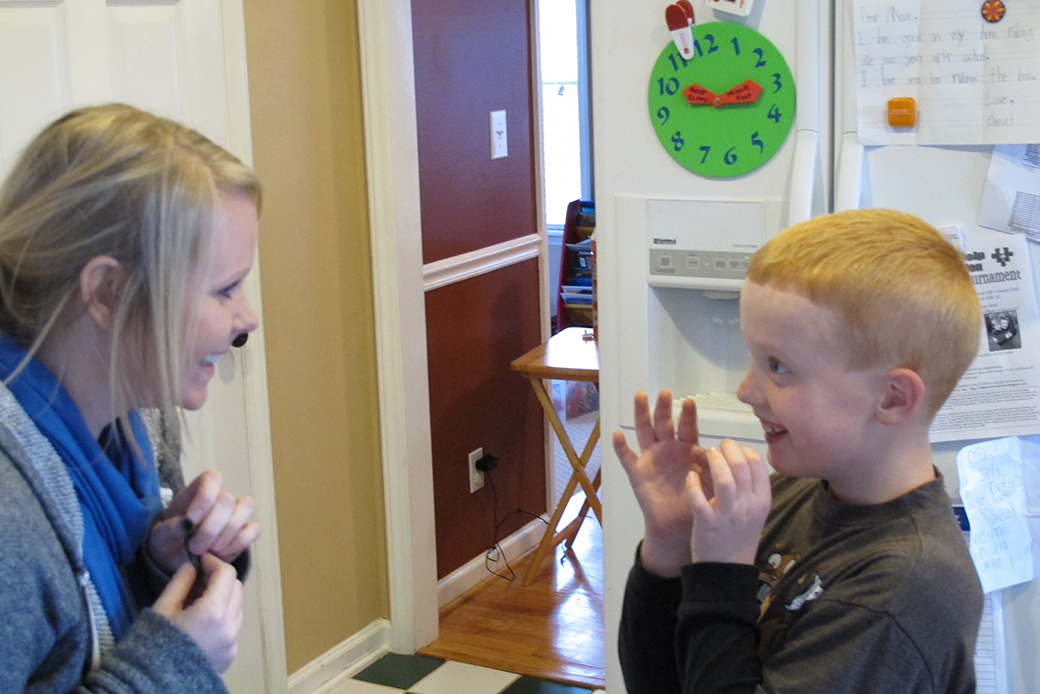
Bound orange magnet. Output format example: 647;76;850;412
887;97;916;127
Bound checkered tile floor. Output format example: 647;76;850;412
328;654;605;694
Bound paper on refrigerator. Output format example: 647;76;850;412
956;436;1035;594
932;228;1040;442
978;144;1040;241
851;0;1040;146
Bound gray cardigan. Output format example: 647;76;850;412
0;383;228;694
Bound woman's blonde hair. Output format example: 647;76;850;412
746;208;980;417
0;103;261;437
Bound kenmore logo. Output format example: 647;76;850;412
653;238;677;245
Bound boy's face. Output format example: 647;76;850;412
736;282;887;481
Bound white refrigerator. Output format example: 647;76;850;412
592;0;1040;691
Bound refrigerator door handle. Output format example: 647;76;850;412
835;132;864;211
787;129;818;226
787;0;821;227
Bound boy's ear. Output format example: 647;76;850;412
79;256;123;331
876;368;927;424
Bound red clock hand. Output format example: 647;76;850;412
713;80;763;106
684;80;763;108
683;83;717;106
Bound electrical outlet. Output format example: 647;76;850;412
468;447;485;493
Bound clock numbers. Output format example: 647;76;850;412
648;22;795;177
692;34;719;58
658;77;680;96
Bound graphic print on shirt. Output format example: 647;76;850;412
755;544;828;661
757;547;800;607
785;573;824;610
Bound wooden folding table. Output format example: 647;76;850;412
511;327;601;586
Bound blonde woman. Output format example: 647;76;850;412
0;104;262;693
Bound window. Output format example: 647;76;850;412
538;0;592;230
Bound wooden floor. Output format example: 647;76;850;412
419;494;605;689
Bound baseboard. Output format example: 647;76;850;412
437;517;548;608
288;618;392;694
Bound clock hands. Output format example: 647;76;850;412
683;79;763;107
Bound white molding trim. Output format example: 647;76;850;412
222;2;290;690
287;619;392;694
436;518;548;608
356;0;440;652
423;234;543;292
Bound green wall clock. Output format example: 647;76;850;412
648;21;796;177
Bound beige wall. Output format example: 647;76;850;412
243;0;389;673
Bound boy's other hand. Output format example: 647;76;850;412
613;390;711;577
687;440;771;565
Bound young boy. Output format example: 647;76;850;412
613;209;984;694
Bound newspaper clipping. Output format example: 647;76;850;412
932;228;1040;443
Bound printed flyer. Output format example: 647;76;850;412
932;228;1040;442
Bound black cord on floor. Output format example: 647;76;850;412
483;467;549;581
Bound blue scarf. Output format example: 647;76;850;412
0;335;161;640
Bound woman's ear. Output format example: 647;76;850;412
79;256;123;331
876;368;927;425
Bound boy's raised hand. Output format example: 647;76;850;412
686;440;771;565
613;390;712;577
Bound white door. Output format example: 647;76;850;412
0;2;286;692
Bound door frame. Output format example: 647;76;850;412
357;0;550;652
356;0;440;652
217;5;290;687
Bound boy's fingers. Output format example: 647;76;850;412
613;431;639;475
153;562;197;617
652;389;675;442
633;391;656;451
685;469;712;519
705;446;735;512
676;397;699;445
743;445;772;498
721;440;752;493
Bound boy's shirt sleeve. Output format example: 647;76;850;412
617;546;763;694
618;546;683;694
674;562;763;693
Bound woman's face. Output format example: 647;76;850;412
179;191;259;410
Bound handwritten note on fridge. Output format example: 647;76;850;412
957;436;1035;593
852;1;1040;146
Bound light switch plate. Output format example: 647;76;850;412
490;110;508;159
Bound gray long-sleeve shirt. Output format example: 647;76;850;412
0;382;227;694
